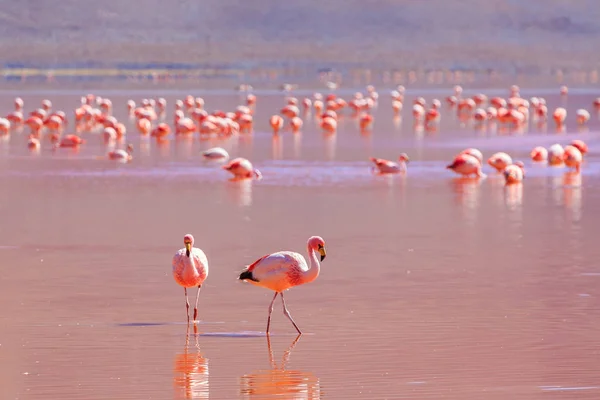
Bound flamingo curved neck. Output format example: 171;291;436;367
302;245;321;284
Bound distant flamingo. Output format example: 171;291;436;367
56;134;84;148
370;154;409;174
320;116;337;133
447;153;485;178
27;136;40;150
222;157;262;180
289;117;303;133
504;161;525;184
108;144;134;163
563;145;583;173
553;107;567;127
530;146;548;162
570;140;588;156
460;148;484;165
487;152;513;172
238;236;327;334
202;147;229;161
172;234;209;323
548;144;565;166
270;115;284;134
576;109;590;125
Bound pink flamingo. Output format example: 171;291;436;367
270;115;284;134
570;140;588;156
172;234;209;323
530;146;548;162
548;144;565;166
223;157;262;180
447;153;485;178
108;144;134;163
487;152;513;172
504;161;525;184
576;109;590;125
238;236;327;334
370;154;409;174
563;145;583;173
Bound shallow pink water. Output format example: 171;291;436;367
1;89;600;399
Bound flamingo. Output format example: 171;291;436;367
27;136;40;150
548;144;565;166
504;161;525;184
222;157;262;180
238;236;327;334
460;148;484;165
447;153;486;178
563;145;583;173
289;117;303;133
56;135;84;148
108;144;134;163
487;152;513;172
576;109;590;125
530;146;548;162
370;154;409;174
570;140;588;156
172;234;209;323
202;147;229;161
553;107;567;126
270;115;284;134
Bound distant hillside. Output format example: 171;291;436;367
1;0;599;71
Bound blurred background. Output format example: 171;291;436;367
3;0;600;88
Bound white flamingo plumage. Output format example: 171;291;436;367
202;147;229;161
172;234;209;323
238;236;327;334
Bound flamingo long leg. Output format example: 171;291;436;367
266;292;279;334
280;292;302;334
184;288;190;323
193;284;202;322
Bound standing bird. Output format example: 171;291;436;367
172;234;209;323
238;236;327;334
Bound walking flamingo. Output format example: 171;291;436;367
238;236;327;334
172;234;209;323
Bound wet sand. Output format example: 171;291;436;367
1;89;600;399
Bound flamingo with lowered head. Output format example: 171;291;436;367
238;236;327;334
370;153;409;174
222;157;262;180
172;234;209;323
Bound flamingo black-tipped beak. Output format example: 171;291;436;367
185;242;191;257
318;246;326;261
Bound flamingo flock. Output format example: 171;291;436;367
1;83;595;334
0;83;594;187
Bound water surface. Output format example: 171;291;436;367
1;90;600;399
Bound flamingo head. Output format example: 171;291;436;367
183;234;194;257
398;153;410;163
126;143;134;154
308;236;327;261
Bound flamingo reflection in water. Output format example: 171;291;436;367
174;324;209;399
240;335;321;399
